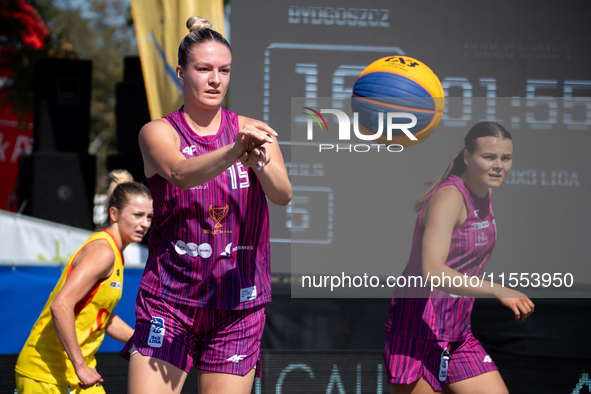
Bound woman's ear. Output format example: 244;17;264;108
463;149;470;167
177;65;185;86
109;206;119;224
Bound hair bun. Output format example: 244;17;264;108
109;169;133;185
107;169;134;202
187;16;212;33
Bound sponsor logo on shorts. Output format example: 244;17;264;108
148;317;165;348
227;355;247;363
484;355;493;363
109;281;122;289
240;285;257;302
439;348;451;381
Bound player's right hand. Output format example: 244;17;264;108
240;145;270;171
75;363;104;390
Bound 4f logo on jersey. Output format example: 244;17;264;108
227;355;246;363
182;145;197;156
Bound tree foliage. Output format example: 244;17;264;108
0;0;59;122
2;0;138;183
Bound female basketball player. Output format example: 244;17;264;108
15;170;153;393
384;122;535;394
120;16;291;394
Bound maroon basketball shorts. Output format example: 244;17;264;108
383;331;498;391
121;289;265;377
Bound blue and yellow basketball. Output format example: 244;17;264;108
351;56;444;147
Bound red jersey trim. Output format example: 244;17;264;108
66;231;122;316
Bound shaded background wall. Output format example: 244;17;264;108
229;0;591;283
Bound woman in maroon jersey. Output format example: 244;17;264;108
384;122;535;394
121;15;291;394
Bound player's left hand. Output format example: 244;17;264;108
497;289;535;321
234;121;277;158
240;145;270;171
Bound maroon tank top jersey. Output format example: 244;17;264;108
141;107;271;310
386;175;497;341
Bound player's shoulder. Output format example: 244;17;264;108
142;117;174;133
83;238;116;258
430;184;463;204
425;185;465;216
237;114;259;128
139;118;178;143
73;238;116;274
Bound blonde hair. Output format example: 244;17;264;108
106;169;133;202
186;16;212;32
104;170;150;225
178;15;231;67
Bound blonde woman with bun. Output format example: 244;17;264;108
15;170;153;394
120;15;291;394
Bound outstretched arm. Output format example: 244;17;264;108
140;118;275;190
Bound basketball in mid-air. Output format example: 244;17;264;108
351;56;444;147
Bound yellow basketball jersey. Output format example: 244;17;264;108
15;231;125;386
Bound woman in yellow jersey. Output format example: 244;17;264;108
15;170;153;394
